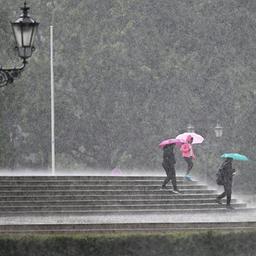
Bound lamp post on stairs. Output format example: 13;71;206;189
205;122;223;184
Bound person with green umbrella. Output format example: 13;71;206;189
216;157;236;209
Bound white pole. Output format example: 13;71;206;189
50;25;55;175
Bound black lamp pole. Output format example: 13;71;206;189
0;1;39;87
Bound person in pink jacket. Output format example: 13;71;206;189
180;135;195;181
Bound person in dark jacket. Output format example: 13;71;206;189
216;157;236;209
161;144;180;193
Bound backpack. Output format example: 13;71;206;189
216;168;224;185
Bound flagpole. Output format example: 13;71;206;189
50;25;55;175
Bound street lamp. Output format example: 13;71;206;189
187;124;195;133
214;122;223;138
204;122;223;184
0;1;39;87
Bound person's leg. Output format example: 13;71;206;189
184;157;193;175
169;166;178;191
217;191;226;199
225;184;232;206
162;162;171;187
187;157;193;173
216;186;226;204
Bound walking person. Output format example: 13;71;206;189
180;135;195;181
216;157;236;209
161;143;180;193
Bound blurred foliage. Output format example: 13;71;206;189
0;0;256;191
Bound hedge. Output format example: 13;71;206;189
0;231;255;256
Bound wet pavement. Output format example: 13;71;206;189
0;210;255;226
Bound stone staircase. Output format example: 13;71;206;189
0;175;255;233
0;175;247;215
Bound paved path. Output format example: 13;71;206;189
0;210;255;225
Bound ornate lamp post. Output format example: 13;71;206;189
0;1;39;87
205;122;223;183
214;122;223;138
187;124;195;133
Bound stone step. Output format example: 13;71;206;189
0;189;217;196
0;206;250;217
0;180;196;185
0;194;219;201
0;176;185;181
0;202;246;212
1;221;256;233
0;184;207;190
0;198;238;206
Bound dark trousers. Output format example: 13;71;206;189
184;157;193;174
162;162;177;190
217;183;232;205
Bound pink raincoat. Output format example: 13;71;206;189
180;135;195;159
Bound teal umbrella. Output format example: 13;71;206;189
221;153;249;161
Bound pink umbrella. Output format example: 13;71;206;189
176;132;204;144
111;168;122;176
159;138;184;149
